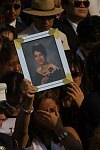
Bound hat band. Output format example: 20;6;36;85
31;6;56;11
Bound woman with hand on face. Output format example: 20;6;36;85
32;43;64;86
13;79;83;150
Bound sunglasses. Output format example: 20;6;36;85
36;15;56;20
4;3;21;11
73;1;90;8
71;71;81;78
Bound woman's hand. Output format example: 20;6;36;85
67;82;84;107
20;79;37;99
41;76;49;84
20;79;37;110
37;107;64;132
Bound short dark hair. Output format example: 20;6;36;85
0;71;24;105
77;15;100;43
0;41;17;64
32;43;47;57
65;50;84;74
61;0;71;5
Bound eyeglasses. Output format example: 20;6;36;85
4;3;21;11
72;1;90;8
36;15;56;20
71;71;81;78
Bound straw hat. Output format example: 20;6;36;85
23;0;63;16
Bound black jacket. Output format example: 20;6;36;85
0;133;18;150
53;18;80;52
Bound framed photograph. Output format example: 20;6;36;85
14;29;73;92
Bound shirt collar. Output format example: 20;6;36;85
67;19;78;34
9;20;16;28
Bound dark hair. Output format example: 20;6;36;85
32;43;47;57
33;90;58;111
64;50;89;96
59;51;85;106
0;71;24;105
0;0;21;4
86;43;100;91
0;41;17;64
61;0;71;5
65;50;84;75
77;15;100;43
0;24;17;40
89;125;100;150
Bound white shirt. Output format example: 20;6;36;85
25;139;65;150
0;118;16;136
10;20;16;28
67;19;78;34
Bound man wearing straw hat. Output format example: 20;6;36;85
19;0;70;50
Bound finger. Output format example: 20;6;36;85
23;79;32;84
37;110;51;117
67;87;78;96
37;112;51;121
21;84;37;94
35;112;48;123
70;82;81;92
25;93;35;99
67;91;76;100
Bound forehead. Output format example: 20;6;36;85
34;50;42;54
39;98;56;109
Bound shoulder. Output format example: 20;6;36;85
18;24;34;37
0;133;18;150
36;67;41;73
64;126;82;144
58;30;70;50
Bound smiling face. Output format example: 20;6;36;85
33;50;46;65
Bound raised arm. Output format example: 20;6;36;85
13;79;37;149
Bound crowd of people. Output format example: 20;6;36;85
0;0;100;150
